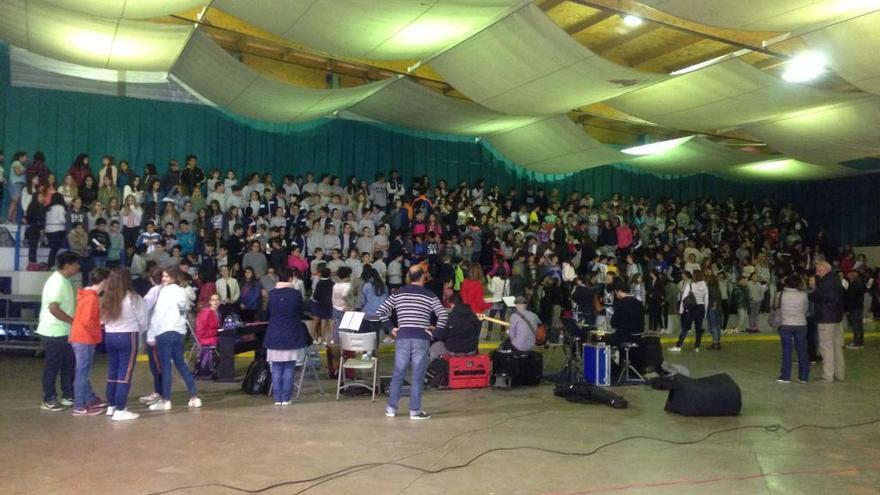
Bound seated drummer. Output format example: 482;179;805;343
608;276;643;348
430;294;481;360
498;296;540;353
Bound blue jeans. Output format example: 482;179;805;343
779;325;809;381
270;361;295;403
146;343;163;394
388;337;430;413
155;331;198;401
105;332;138;410
707;307;721;344
332;308;344;343
72;343;98;410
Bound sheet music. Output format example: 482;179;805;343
340;311;365;331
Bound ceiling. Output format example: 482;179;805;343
1;0;879;180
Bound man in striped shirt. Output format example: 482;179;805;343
377;265;448;420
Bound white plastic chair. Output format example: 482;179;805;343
336;331;378;401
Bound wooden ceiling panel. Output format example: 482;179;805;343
544;1;603;32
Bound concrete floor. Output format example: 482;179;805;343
2;334;879;495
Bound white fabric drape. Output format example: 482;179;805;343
745;97;880;165
487;116;625;173
170;31;392;123
608;58;854;132
642;0;880;31
348;77;537;135
803;10;880;96
430;3;666;116
0;0;194;71
210;0;520;60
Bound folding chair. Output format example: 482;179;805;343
335;331;378;401
295;345;325;399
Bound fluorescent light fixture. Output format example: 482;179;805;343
621;15;643;27
739;159;791;174
669;48;750;75
621;136;694;155
782;51;826;82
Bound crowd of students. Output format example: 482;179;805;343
12;149;879;413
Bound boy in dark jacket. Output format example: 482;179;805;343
430;294;481;360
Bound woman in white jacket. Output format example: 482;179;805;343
145;266;201;411
670;270;709;352
101;268;148;421
486;269;511;340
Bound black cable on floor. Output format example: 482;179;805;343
141;418;880;495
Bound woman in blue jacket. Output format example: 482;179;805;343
359;265;389;350
239;267;261;322
264;267;310;405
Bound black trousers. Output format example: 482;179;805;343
721;299;731;329
806;316;820;361
677;305;705;348
648;302;663;331
41;336;75;403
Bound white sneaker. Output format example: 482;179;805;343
694;347;700;353
139;393;161;404
188;397;202;408
668;346;682;352
385;406;396;417
106;406;116;416
112;409;140;422
280;401;292;406
274;402;282;406
148;400;172;411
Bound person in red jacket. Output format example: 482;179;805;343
459;263;491;316
69;267;109;416
194;293;221;378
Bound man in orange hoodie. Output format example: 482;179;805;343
69;268;109;416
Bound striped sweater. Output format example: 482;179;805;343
376;285;448;341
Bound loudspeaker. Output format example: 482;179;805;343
665;373;742;417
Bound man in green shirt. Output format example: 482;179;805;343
37;252;80;411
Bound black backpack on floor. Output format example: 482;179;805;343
424;358;449;389
242;358;272;395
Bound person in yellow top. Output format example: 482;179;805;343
37;252;81;411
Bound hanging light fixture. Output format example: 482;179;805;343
621;14;643;27
782;51;827;83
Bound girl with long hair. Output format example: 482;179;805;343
239;266;261;321
145;266;201;411
67;153;92;187
123;175;142;206
101;268;147;421
44;193;67;267
58;174;78;205
121;195;143;252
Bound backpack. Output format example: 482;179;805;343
241;358;272;395
681;283;697;311
424;358;449;389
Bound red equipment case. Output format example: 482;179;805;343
442;354;492;389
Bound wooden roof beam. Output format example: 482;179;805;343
565;11;614;35
538;0;568;12
568;0;788;59
628;35;703;67
592;23;661;53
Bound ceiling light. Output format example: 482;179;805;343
621;15;643;27
782;51;826;83
622;136;694;155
